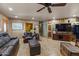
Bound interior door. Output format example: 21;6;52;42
48;24;52;37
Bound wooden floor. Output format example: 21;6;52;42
17;37;75;56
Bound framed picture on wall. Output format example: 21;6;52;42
25;23;33;32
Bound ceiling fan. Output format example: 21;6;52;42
37;3;66;13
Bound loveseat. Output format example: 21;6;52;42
0;32;19;56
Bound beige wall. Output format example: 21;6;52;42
8;19;39;38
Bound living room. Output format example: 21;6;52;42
0;3;79;56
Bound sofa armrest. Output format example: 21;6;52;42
1;46;14;56
22;36;25;38
10;37;17;40
0;53;2;56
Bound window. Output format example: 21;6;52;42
0;19;2;31
12;23;23;30
4;22;6;32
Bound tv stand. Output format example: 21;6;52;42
52;31;73;41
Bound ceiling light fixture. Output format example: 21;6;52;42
8;7;13;11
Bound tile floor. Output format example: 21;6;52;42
17;37;75;56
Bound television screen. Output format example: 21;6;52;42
56;23;71;32
72;25;79;34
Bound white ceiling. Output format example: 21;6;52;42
0;3;79;21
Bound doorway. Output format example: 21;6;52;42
48;24;52;37
4;22;7;32
39;21;43;36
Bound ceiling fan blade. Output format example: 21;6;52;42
47;7;52;13
37;7;45;12
38;3;46;6
51;3;66;7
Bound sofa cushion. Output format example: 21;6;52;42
0;37;6;48
0;33;11;48
10;37;17;40
25;36;32;40
0;46;8;55
4;38;19;47
28;37;39;47
1;46;14;56
0;32;11;47
24;32;32;37
3;36;10;43
2;32;10;37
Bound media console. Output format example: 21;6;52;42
52;32;73;41
52;23;73;41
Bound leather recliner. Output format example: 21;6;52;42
23;32;32;43
28;36;41;56
23;32;40;43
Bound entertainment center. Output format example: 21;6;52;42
52;23;73;41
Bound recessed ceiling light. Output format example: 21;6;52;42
8;7;13;11
15;16;18;18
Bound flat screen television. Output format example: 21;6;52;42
56;23;71;32
72;25;79;34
